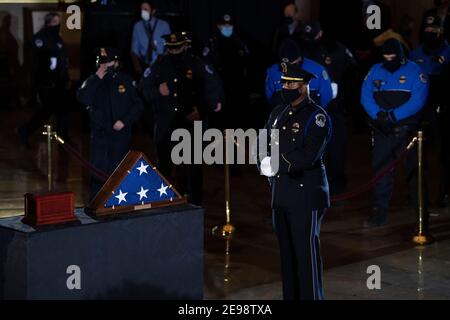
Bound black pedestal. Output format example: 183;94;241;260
0;204;203;300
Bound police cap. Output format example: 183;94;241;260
163;32;188;48
280;62;316;84
95;47;120;64
423;14;442;29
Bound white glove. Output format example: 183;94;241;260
260;157;276;177
50;57;57;71
331;82;339;99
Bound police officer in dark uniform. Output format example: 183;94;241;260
77;47;144;200
202;14;249;129
411;14;450;207
258;63;332;300
18;12;70;147
361;39;429;228
301;21;357;196
147;32;223;205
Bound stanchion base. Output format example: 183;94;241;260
212;223;235;237
412;233;434;246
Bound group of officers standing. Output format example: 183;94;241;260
15;0;450;301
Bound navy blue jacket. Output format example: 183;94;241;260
263;98;332;210
77;71;144;138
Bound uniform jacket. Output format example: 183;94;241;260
361;60;429;124
410;41;450;76
263;98;332;211
144;52;224;142
32;27;69;88
77;71;144;138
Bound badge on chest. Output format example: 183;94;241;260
291;122;300;133
118;84;126;93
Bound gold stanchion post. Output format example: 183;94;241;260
412;131;434;245
212;130;235;237
42;125;66;191
43;125;53;191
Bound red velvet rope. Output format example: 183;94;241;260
331;142;415;203
59;142;109;181
57;136;417;203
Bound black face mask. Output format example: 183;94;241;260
282;88;301;105
48;25;60;37
382;39;406;73
169;50;186;62
284;17;294;25
423;32;442;50
383;57;402;73
106;64;119;76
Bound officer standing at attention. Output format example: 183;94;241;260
131;1;171;77
410;14;450;207
202;14;249;129
259;63;332;300
148;32;223;205
361;39;429;228
17;12;70;147
266;39;333;109
300;21;357;197
77;48;144;200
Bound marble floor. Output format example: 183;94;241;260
1;110;450;300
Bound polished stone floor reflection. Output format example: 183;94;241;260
1;111;450;300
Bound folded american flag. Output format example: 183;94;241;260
88;151;186;216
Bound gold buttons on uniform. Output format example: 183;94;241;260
174;108;178;111
289;111;293;115
174;78;178;83
282;126;286;130
174;93;178;97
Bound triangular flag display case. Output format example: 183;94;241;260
87;151;187;216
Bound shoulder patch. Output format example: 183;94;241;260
315;113;327;128
420;73;428;84
205;65;214;75
143;67;152;78
35;38;43;48
202;46;210;57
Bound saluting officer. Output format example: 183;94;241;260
77;47;144;200
259;63;332;300
410;14;450;207
361;39;429;228
148;32;223;205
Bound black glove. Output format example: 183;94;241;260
376;111;396;133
